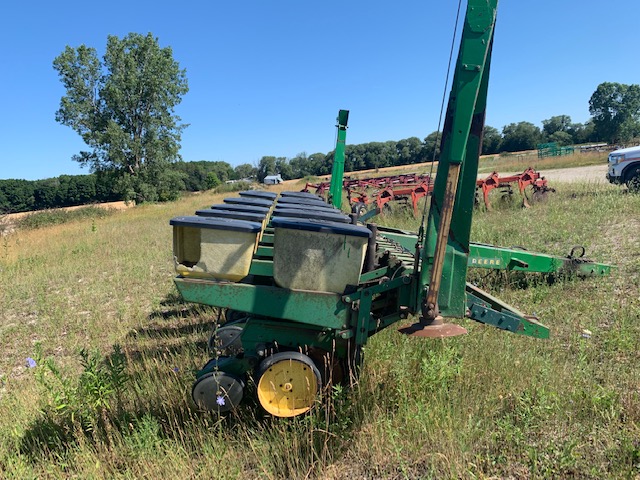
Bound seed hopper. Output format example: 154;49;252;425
170;0;612;417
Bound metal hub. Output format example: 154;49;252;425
256;351;322;417
192;371;244;412
208;324;245;356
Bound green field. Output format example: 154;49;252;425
1;177;638;478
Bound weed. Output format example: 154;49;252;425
213;181;252;194
30;344;129;437
15;206;115;230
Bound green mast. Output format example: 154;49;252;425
329;109;349;209
420;0;498;320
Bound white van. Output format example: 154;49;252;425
607;145;640;191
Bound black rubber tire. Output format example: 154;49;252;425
626;168;640;193
351;202;367;217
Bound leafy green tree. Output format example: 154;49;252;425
0;180;35;213
207;161;233;183
173;161;207;191
396;137;423;165
481;125;502;154
354;141;396;170
53;32;189;203
344;145;365;172
72;175;98;204
205;172;221;189
257;156;277;182
548;131;573;146
0;189;8;214
567;121;595;144
423;131;442;161
172;161;233;191
233;163;257;180
33;178;59;209
589;82;640;144
542;115;572;138
95;170;122;202
501;122;542;152
308;153;331;176
275;157;293;180
289;152;316;178
114;163;184;202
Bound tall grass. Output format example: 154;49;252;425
14;206;116;230
335;150;608;179
0;181;638;478
477;150;608;174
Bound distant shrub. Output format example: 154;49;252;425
206;172;221;189
214;181;252;194
299;175;320;184
16;206;115;230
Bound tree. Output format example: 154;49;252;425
205;172;221;189
481;125;502;154
589;82;640;144
275;157;293;180
53;33;189;203
33;178;60;209
423;131;442;160
0;180;35;213
396;137;423;165
233;163;257;180
257;156;277;182
548;131;573;146
308;153;331;176
501;122;542;152
289;152;317;179
567;121;595;145
542;115;572;138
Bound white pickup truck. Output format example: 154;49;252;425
607;145;640;192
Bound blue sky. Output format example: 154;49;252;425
1;0;638;181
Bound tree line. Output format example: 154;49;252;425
0;173;120;214
0;162;252;214
4;32;638;213
254;111;612;182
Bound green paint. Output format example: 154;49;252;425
329;110;349;209
421;0;498;317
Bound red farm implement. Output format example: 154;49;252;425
303;172;431;196
347;179;433;215
305;167;554;215
476;167;555;210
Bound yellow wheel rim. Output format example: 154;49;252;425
257;354;319;417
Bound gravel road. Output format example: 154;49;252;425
521;164;608;184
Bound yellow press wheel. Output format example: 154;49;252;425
256;351;322;417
